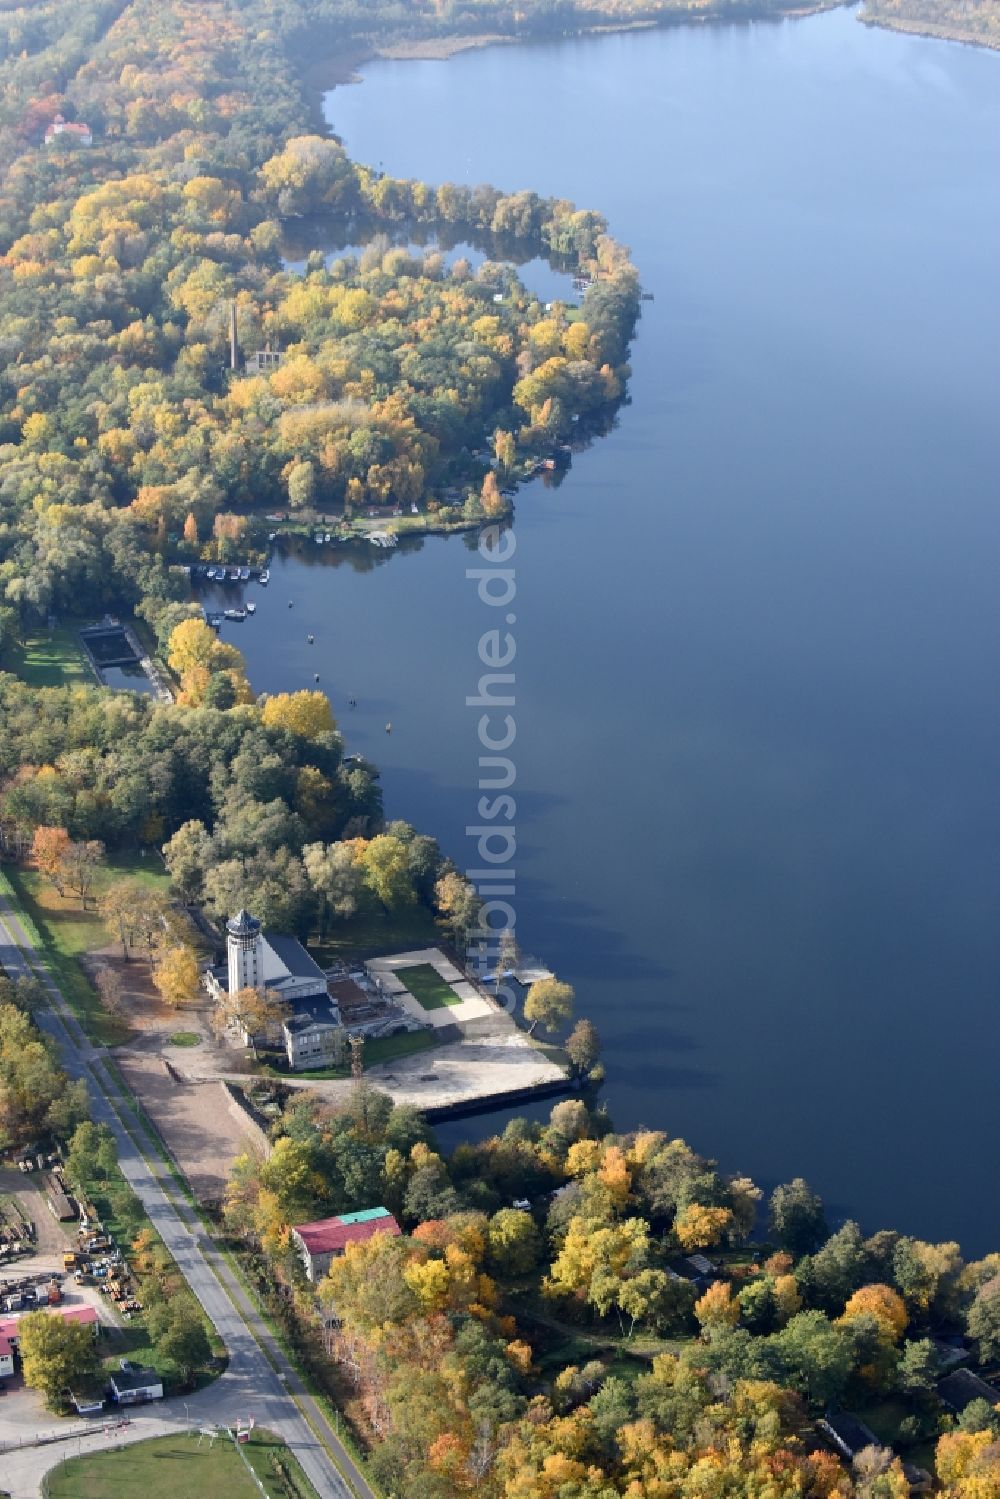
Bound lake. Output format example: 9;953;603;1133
233;7;1000;1252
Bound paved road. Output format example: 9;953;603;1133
0;893;373;1499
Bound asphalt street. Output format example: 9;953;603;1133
0;891;372;1499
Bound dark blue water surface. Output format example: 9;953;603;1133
234;8;1000;1251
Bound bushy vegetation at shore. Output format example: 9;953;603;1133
861;0;1000;49
224;1086;1000;1497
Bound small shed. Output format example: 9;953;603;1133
45;1174;75;1221
109;1366;163;1404
71;1382;106;1415
685;1254;717;1277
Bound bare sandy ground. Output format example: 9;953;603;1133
113;1054;265;1205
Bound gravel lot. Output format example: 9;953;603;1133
114;1054;265;1205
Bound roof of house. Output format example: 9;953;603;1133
284;1012;340;1036
685;1254;716;1276
264;933;326;983
0;1333;12;1359
937;1368;1000;1413
0;1305;97;1339
110;1367;162;1393
60;1305;98;1328
294;1208;400;1257
45;115;92;138
820;1411;880;1457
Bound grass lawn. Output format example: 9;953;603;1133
2;626;93;689
46;1428;318;1499
364;1029;439;1066
3;854;170;1046
397;963;462;1011
168;1031;202;1047
4;866;128;1047
308;903;439;963
264;1028;440;1081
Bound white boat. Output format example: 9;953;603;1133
223;608;246;622
259;569;270;585
245;602;256;615
239;566;250;580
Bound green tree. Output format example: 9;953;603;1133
768;1178;828;1257
303;841;363;935
358;834;414;912
162;820;213;904
146;1299;210;1384
524;976;574;1036
767;1310;854;1407
957;1398;1000;1436
434;870;481;947
565;1018;601;1081
287;459;316;510
19;1310;98;1409
967;1276;1000;1362
487;1208;541;1275
897;1337;941;1395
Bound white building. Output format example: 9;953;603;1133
44;115;92;146
204;910;334;1008
283;1012;344;1071
204;911;343;1065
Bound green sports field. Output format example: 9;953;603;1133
397;962;462;1010
45;1429;317;1499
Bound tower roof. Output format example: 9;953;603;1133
227;909;261;938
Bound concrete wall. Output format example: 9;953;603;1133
220;1081;272;1159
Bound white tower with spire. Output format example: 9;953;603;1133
227;909;262;994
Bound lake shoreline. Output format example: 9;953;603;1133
302;3;845;105
858;11;1000;52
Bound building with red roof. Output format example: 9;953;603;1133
292;1207;401;1281
44;115;92;147
0;1302;99;1375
